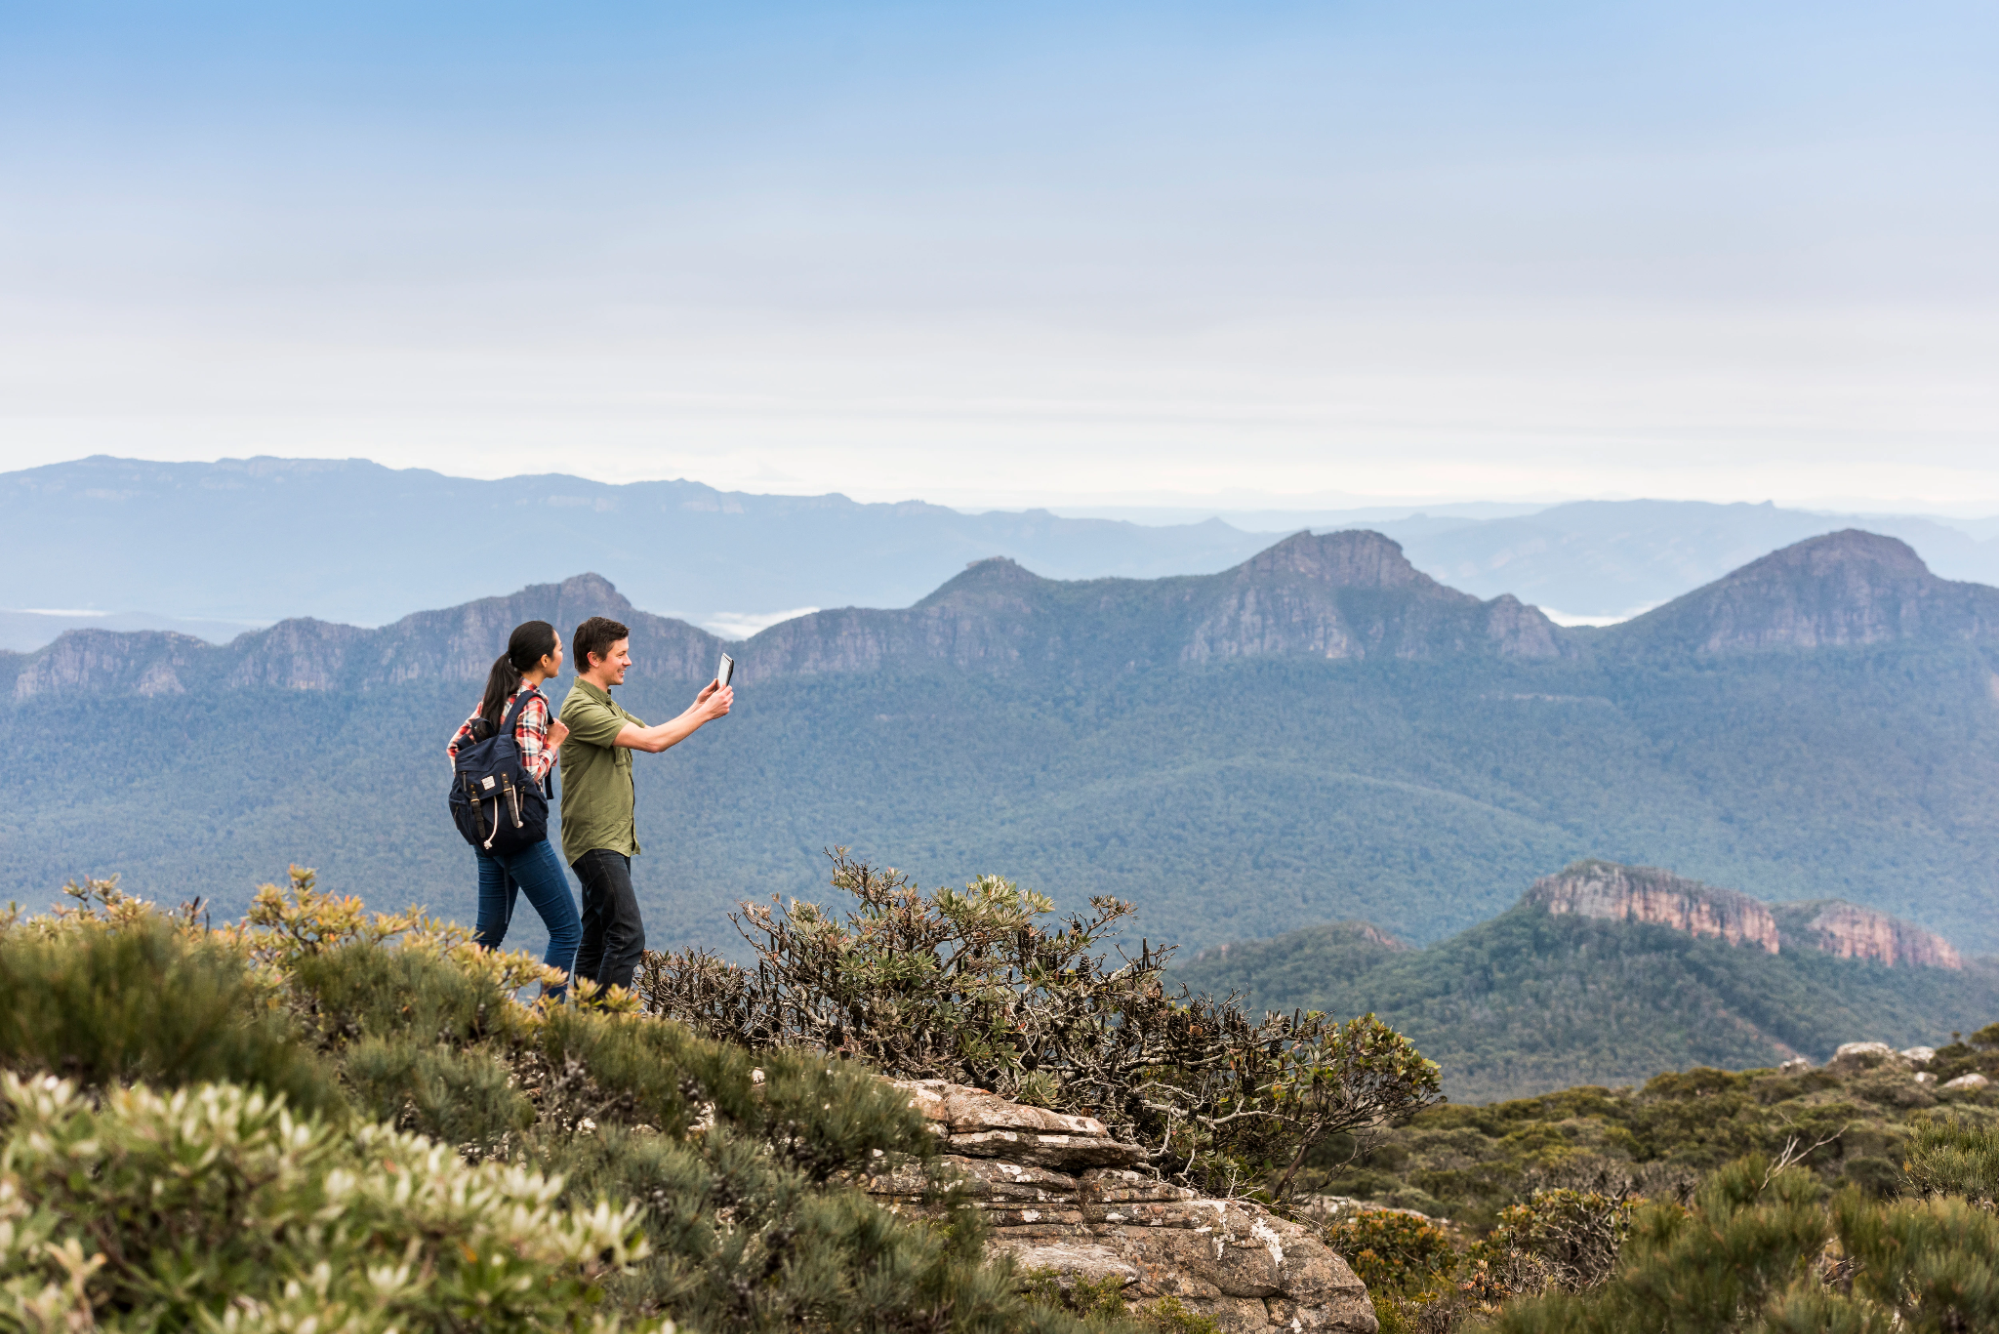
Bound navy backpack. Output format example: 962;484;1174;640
448;688;552;855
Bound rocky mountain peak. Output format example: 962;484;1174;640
915;556;1048;614
1243;529;1449;594
1612;529;1999;653
1183;529;1565;663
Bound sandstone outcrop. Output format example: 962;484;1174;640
1527;862;1780;953
870;1079;1377;1334
1526;862;1963;971
1780;902;1963;970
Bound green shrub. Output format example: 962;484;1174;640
1325;1209;1460;1298
640;850;1442;1199
1493;1156;1826;1332
0;1073;649;1333
1902;1113;1999;1203
1491;1153;1999;1332
0;870;1070;1333
0;903;337;1115
1478;1185;1635;1292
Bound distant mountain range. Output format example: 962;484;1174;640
4;457;1999;645
3;526;1997;976
1168;860;1999;1103
0;456;1280;634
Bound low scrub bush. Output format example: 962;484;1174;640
1490;1144;1999;1332
640;850;1442;1199
0;896;335;1115
0;872;1074;1333
0;1073;645;1333
1902;1113;1999;1203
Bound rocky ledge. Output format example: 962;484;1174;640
865;1079;1377;1334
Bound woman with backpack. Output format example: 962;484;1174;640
446;620;582;999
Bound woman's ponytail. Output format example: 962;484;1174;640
478;653;522;733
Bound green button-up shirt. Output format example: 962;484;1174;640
557;679;645;864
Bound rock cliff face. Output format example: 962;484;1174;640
1606;530;1999;655
1773;901;1963;970
1526;861;1781;953
868;1080;1377;1334
1528;861;1962;969
12;629;211;701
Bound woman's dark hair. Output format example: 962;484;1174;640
478;620;560;733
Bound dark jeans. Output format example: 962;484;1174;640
475;838;582;999
571;849;646;995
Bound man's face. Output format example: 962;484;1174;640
591;638;632;686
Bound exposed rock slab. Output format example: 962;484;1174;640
882;1081;1377;1333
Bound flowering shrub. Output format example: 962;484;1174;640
1324;1209;1461;1297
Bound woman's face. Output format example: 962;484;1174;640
540;634;565;678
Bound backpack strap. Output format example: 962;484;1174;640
498;684;543;741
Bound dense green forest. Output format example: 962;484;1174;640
3;635;1998;965
1171;898;1999;1102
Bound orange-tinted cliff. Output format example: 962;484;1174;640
1525;861;1962;970
1525;861;1781;952
1775;900;1963;970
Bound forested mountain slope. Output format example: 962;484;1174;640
1;530;1995;967
1170;862;1999;1102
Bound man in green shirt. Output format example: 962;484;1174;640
559;615;733;995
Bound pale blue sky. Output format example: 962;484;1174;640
2;3;1995;509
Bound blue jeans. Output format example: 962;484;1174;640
474;839;582;999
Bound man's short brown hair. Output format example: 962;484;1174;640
573;616;631;669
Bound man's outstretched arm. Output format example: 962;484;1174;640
614;680;733;754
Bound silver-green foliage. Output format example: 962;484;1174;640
0;1074;651;1333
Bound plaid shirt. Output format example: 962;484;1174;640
448;687;556;783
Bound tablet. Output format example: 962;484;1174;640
717;652;735;687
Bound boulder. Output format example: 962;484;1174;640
881;1080;1377;1333
1777;1057;1813;1074
1941;1072;1991;1092
898;1078;1112;1138
1831;1042;1898;1067
1900;1046;1938;1065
